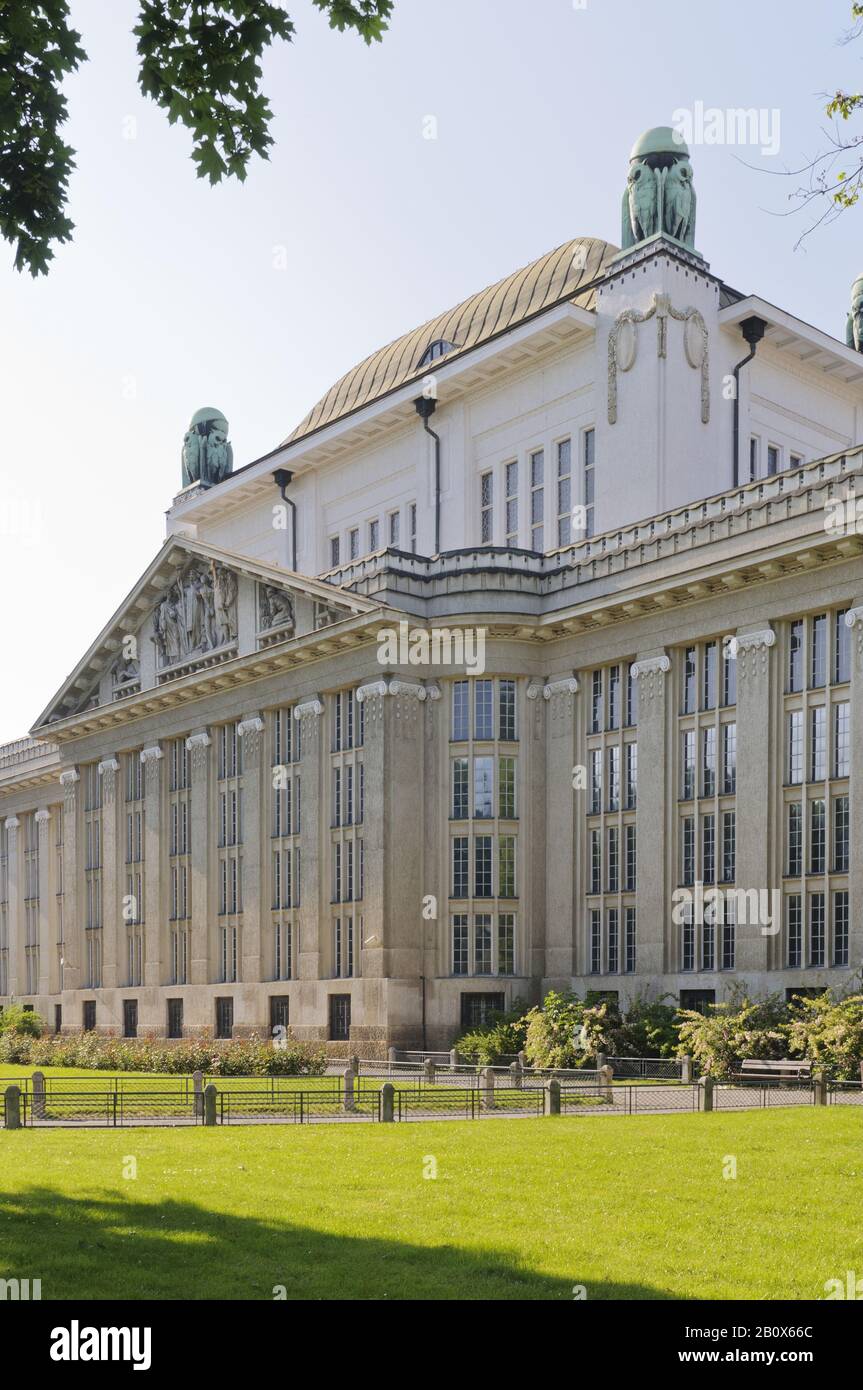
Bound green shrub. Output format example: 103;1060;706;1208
0;1030;326;1076
456;1002;528;1065
0;1004;43;1038
605;995;680;1058
786;991;863;1080
676;994;789;1078
523;991;611;1069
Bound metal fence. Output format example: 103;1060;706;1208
828;1081;863;1106
606;1057;690;1080
19;1089;201;1127
713;1080;815;1110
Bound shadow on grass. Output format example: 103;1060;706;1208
0;1185;674;1301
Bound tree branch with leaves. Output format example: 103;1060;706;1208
0;0;393;275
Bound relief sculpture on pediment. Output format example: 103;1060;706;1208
152;560;238;670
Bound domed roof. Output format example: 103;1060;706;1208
629;126;689;161
285;236;618;445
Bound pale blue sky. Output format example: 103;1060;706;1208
3;0;863;742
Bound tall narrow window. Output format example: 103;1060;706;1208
556;438;572;547
505;461;519;546
810;614;827;688
583;428;595;538
529;449;544;549
480;471;493;544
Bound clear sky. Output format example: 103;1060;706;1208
3;0;863;743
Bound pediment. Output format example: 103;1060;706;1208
33;537;378;730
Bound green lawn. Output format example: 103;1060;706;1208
0;1109;859;1300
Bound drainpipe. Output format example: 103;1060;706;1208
415;396;441;554
732;316;767;487
272;469;297;570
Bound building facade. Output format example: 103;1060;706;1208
3;128;863;1051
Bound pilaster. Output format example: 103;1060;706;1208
59;769;80;992
733;628;776;972
633;653;670;977
35;808;53;998
237;715;265;985
140;746;164;987
538;676;578;982
4;817;21;996
845;606;863;972
294;699;324;981
185;732;211;985
97;758;120;990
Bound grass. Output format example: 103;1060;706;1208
0;1108;860;1300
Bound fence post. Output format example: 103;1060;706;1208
544;1079;561;1116
203;1083;217;1127
449;1048;459;1069
700;1076;715;1113
31;1070;46;1120
517;1050;527;1069
423;1058;436;1086
510;1060;523;1091
343;1061;356;1113
387;1046;398;1066
859;1060;863;1087
680;1054;692;1084
4;1085;21;1130
192;1069;204;1118
599;1064;614;1102
595;1051;607;1073
380;1082;395;1122
479;1067;495;1111
814;1071;828;1107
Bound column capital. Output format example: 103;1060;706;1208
59;768;80;787
734;627;775;681
526;678;545;701
631;653;669;703
237;716;265;738
543;676;579;699
139;745;163;763
35;808;51;823
4;816;20;831
97;757;120;775
293;696;324;718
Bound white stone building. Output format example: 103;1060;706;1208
2;128;863;1051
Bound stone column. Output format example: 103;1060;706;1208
632;654;670;977
140;746;164;989
59;769;80;993
295;698;324;984
733;628;776;974
540;677;578;982
35;808;53;999
845;606;863;975
355;683;386;986
237;716;265;986
4;817;21;997
97;759;120;991
186;732;212;986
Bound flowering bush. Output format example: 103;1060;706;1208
675;995;790;1078
786;992;863;1080
523;991;611;1069
0;1029;326;1076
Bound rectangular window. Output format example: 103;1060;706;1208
625;743;637;809
787;895;802;968
122;999;138;1039
474;836;493;897
702;641;717;710
556;438;572;547
474;915;492;975
833;702;850;778
721;901;736;970
452;837;469;897
498;679;517;741
498;756;516;819
167;998;183;1040
607;909;619;974
722;723;737;794
409;502;417;553
452;757;468;819
787;802;802;877
583;428;595;538
608;665;621;731
681;730;695;800
787;711;803;784
767;444;779;476
505;461;519;546
682;905;695;972
809;799;826;874
702;814;715;885
811;614;827;688
215;997;234;1040
624;824;636;892
589;908;601;974
590;749;602;813
702;727;716;797
590;829;601;895
388;510;400;547
721;811;735;883
498;913;515;975
368;518;379;551
624;907;636;974
529;449;544;549
683;647;696;714
809;893;825;967
749;436;759;482
607;746;620;812
498;836;516;898
788;620;803;693
474;680;493;740
348;527;359;561
835;609;850;684
590;670;602;734
833;890;849;966
833;795;849;873
460;992;504;1031
722;640;737;706
329;994;351;1042
810;706;827;781
607;826;619;893
626;663;638;727
329;536;340;568
452;681;469;741
681;817;695;886
473;756;494;818
480;471;493;544
702;910;715;972
452;914;468;975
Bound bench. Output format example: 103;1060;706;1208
737;1058;812;1082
